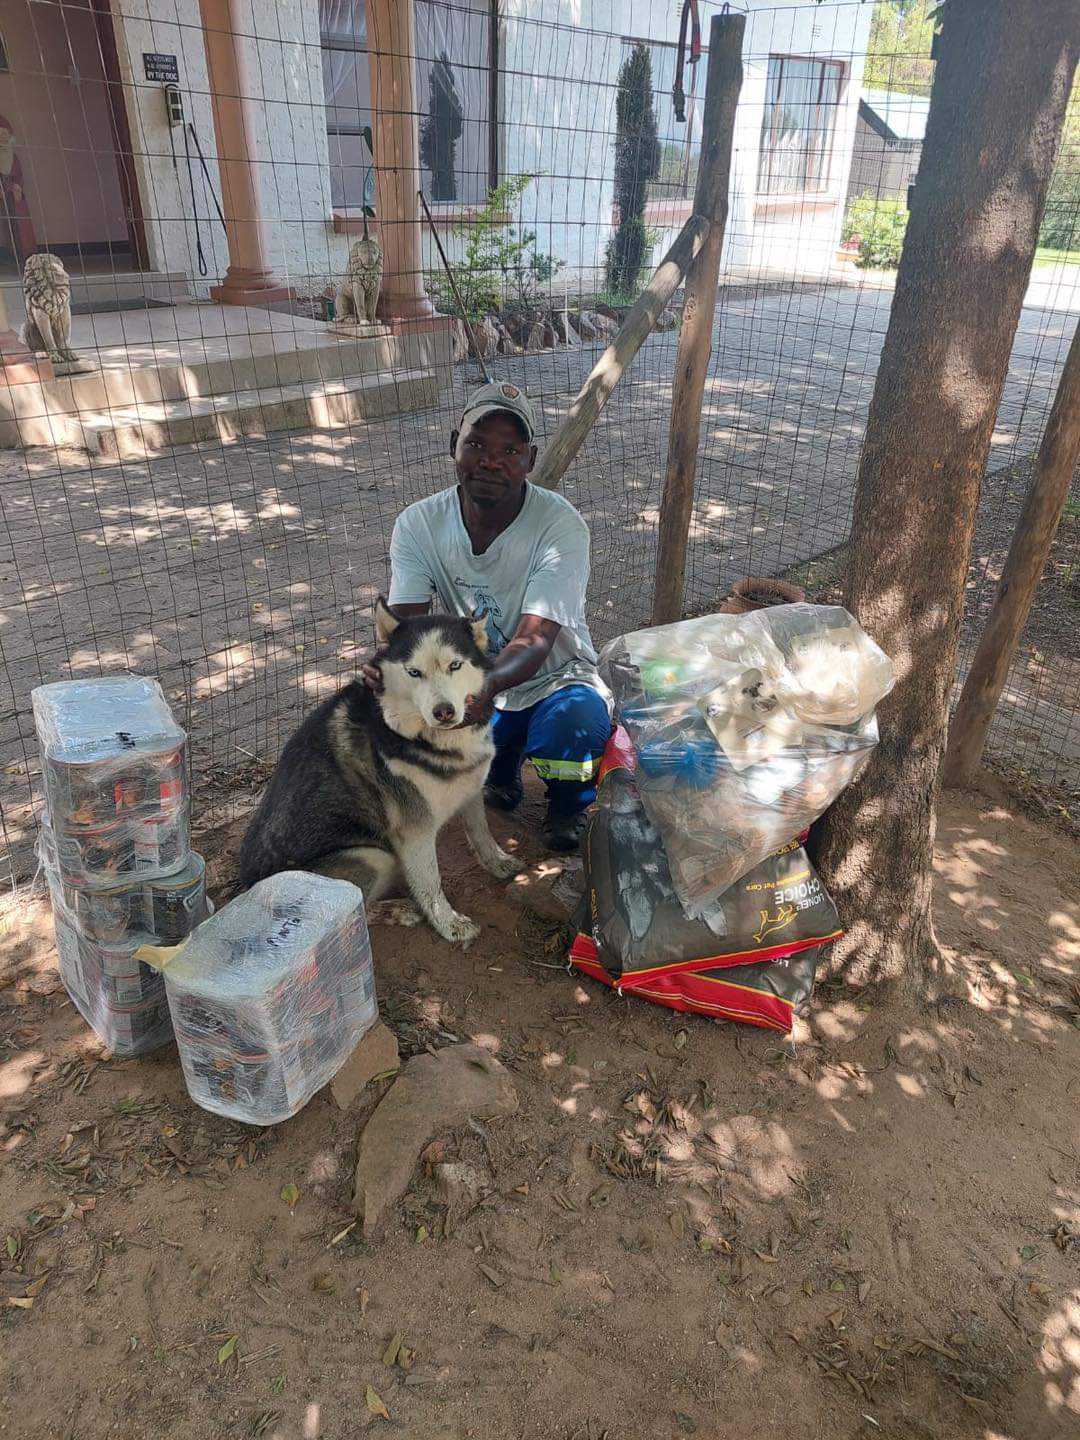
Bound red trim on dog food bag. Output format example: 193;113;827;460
597;725;637;784
569;934;801;1034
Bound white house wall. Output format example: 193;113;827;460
113;0;336;298
497;0;871;292
112;0;870;301
739;2;872;278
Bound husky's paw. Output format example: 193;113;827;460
368;899;423;927
437;912;482;948
482;850;525;880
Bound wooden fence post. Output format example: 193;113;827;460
943;315;1080;787
650;10;745;625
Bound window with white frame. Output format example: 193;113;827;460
757;56;844;196
319;0;497;210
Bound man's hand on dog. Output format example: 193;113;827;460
461;686;495;728
361;649;386;695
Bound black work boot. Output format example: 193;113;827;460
484;780;523;812
541;808;588;853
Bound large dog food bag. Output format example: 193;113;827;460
569;731;842;1032
598;604;893;918
33;676;199;1055
159;872;377;1125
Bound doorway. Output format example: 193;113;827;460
0;0;144;276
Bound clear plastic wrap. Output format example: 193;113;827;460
39;805;191;889
161;872;377;1125
40;837;210;944
52;893;173;1056
32;677;188;886
599;605;894;916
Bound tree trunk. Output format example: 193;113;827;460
943;316;1080;787
812;0;1079;990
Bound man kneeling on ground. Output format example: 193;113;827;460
367;381;612;852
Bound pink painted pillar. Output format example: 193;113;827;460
365;0;436;322
198;0;293;306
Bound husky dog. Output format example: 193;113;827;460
238;600;523;944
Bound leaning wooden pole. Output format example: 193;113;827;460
650;11;745;625
532;11;744;495
943;315;1080;788
531;214;710;491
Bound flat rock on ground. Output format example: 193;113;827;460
352;1042;517;1235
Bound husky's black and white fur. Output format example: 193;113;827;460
238;600;522;944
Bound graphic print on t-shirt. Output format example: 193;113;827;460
454;578;510;653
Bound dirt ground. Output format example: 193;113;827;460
1;783;1079;1440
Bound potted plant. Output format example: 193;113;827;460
720;576;806;614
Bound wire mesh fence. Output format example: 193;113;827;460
1;0;1078;888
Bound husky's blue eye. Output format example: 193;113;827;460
448;660;463;672
406;667;422;679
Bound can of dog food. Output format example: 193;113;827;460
132;808;189;876
144;854;208;940
100;994;173;1055
52;905;172;1054
53;820;138;887
77;937;161;1006
49;872;142;942
48;743;187;830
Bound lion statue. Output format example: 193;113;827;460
335;220;383;327
20;252;80;365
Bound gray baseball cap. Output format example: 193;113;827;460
458;380;537;443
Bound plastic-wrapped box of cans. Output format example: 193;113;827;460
40;832;210;944
161;872;377;1125
52;896;173;1056
33;675;201;1055
32;677;189;887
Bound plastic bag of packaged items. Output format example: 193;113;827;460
568;729;840;1032
32;677;189;887
598;605;894;918
159;872;377;1125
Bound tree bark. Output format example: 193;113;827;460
943;316;1080;787
812;0;1079;989
651;11;744;625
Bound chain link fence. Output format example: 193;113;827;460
1;0;1078;887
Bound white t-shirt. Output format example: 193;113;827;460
388;483;610;712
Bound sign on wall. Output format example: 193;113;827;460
142;53;180;84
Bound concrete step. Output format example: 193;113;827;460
75;367;437;459
0;270;190;319
60;329;406;409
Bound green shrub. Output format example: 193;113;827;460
842;193;909;270
425;174;563;320
1039;96;1079;251
607;44;661;294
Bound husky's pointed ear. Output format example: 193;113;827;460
374;597;400;645
470;609;489;653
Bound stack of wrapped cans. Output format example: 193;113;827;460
161;872;377;1125
32;676;209;1056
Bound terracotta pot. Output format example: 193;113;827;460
720;576;806;615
